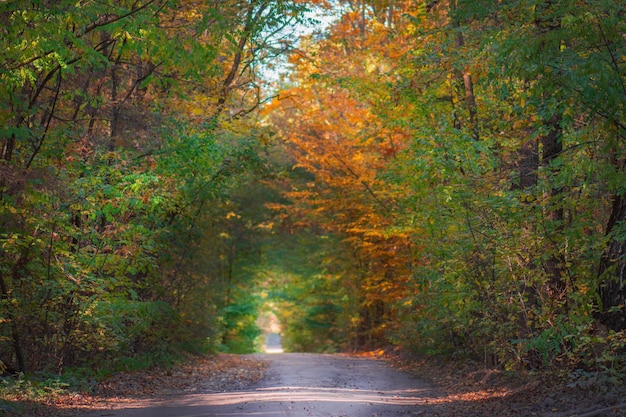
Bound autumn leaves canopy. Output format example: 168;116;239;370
267;0;626;368
0;0;625;375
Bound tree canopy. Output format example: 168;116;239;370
0;0;308;373
266;0;626;371
1;0;625;378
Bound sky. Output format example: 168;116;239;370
259;4;337;88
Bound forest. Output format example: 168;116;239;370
0;0;625;383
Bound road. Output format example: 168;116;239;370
86;353;440;417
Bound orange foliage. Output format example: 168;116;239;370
265;2;426;339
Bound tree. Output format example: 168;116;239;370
266;0;626;371
0;0;309;373
265;1;418;349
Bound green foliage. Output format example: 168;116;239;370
88;298;177;354
220;301;262;354
1;0;624;386
256;228;357;353
0;374;69;401
262;0;626;377
0;0;306;377
516;322;578;368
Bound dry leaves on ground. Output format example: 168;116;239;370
98;353;266;398
385;351;626;417
0;354;267;417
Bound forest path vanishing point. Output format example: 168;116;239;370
83;353;441;417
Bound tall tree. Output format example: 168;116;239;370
267;0;626;370
0;0;309;373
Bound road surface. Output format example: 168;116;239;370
87;353;440;417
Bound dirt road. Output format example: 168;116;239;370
86;353;440;417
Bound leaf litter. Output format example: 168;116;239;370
383;350;626;417
0;353;266;417
98;354;266;398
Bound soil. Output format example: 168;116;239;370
1;351;625;417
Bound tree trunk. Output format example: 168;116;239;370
450;1;479;140
518;135;538;191
535;0;567;308
596;193;626;331
540;113;566;303
515;133;539;339
0;269;26;373
1;133;15;162
213;0;267;125
463;72;479;141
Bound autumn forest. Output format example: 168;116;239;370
1;0;625;383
